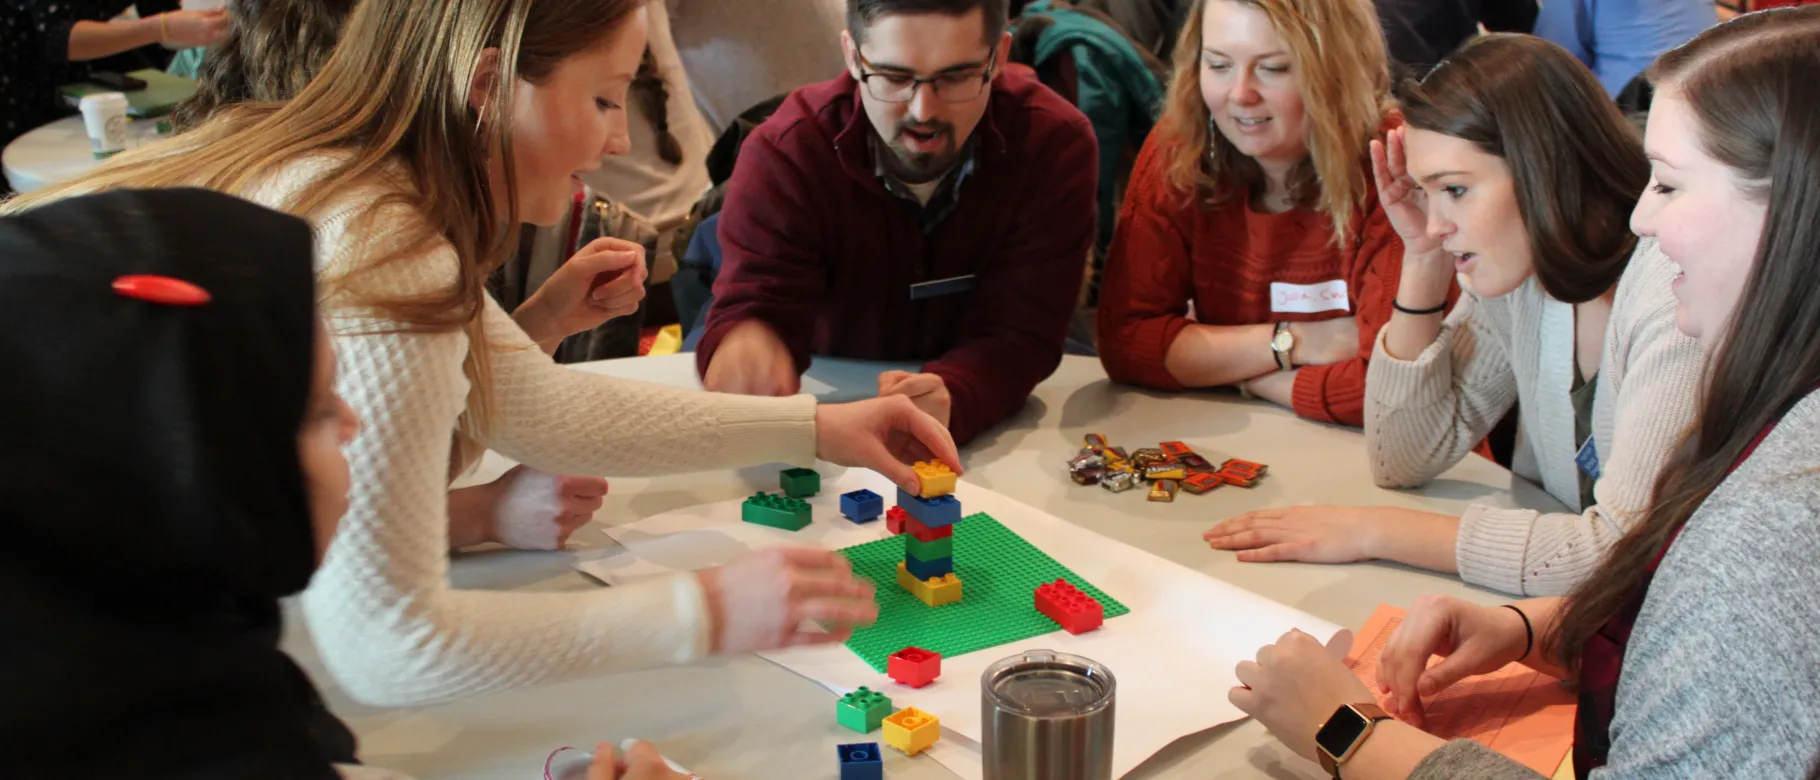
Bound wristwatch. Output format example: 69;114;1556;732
1316;702;1392;778
1270;321;1295;370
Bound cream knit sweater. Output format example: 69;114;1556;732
252;158;818;706
1364;239;1703;596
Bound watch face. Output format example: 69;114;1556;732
1272;331;1293;351
1316;704;1370;757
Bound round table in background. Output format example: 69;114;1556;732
3;114;166;193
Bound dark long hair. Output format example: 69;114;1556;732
632;46;684;166
173;0;358;130
1551;7;1820;674
1399;34;1647;304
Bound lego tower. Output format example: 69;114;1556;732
893;461;963;607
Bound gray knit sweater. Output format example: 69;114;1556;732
1365;240;1706;596
1410;390;1820;779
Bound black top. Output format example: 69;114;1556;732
1374;0;1537;71
0;188;352;779
1;1;182;159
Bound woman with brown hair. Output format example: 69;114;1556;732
168;0;657;558
1;0;959;708
1097;0;1429;427
1205;34;1706;599
1226;10;1820;778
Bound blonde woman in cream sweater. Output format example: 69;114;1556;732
3;0;962;708
1204;35;1704;597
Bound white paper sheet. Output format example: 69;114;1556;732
575;467;1340;778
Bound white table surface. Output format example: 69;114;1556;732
281;354;1564;779
2;114;166;193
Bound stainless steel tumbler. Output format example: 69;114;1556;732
980;649;1116;780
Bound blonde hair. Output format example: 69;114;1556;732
2;0;647;449
1159;0;1389;244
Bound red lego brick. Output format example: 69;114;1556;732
1034;579;1104;635
901;513;954;542
886;506;909;535
887;646;942;688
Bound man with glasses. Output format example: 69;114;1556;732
696;0;1097;445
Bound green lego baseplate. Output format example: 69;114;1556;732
838;512;1129;672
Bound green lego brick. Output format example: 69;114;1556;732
742;491;811;531
781;467;822;498
903;533;953;561
837;513;1129;672
836;686;894;733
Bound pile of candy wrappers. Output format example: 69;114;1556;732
1067;434;1268;503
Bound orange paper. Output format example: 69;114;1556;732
1344;604;1577;775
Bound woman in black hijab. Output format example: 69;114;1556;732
0;187;355;779
0;188;694;779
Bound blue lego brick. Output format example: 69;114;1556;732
837;742;884;780
903;552;954;580
896;488;962;528
840;489;884;522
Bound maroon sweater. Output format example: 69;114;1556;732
694;67;1097;444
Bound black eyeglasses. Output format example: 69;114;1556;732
855;48;997;103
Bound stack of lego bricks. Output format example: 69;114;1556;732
891;461;964;607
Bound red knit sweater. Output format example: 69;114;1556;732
1098;131;1441;427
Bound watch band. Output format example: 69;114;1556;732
1271;321;1290;371
1318;702;1392;778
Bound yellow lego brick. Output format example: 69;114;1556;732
882;707;941;756
911;460;957;498
896;562;964;607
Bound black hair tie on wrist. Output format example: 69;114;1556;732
1393;299;1448;316
1501;604;1535;661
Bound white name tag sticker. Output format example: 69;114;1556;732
1270;279;1351;314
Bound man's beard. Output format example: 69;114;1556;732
885;118;959;184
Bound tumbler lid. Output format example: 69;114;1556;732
982;650;1115;717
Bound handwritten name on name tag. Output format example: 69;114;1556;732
1270;279;1351;314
